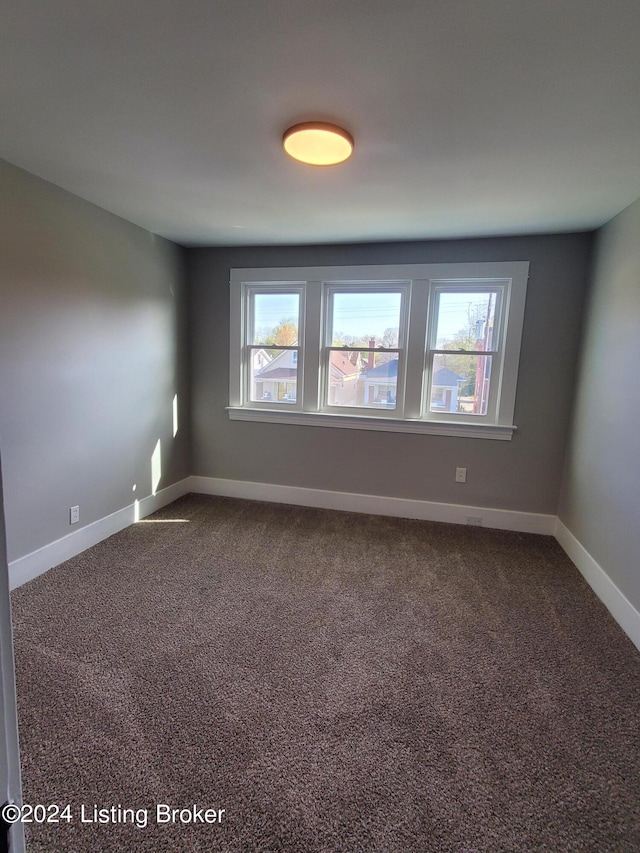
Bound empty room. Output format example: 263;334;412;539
1;1;639;851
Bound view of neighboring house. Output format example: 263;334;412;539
253;349;297;402
254;350;465;411
327;350;361;405
430;367;465;413
253;349;363;405
359;357;399;407
251;348;272;374
361;359;464;411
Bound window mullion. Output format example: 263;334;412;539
404;280;429;419
302;281;321;412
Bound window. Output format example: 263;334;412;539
229;263;529;439
245;287;303;406
324;285;407;414
427;284;504;422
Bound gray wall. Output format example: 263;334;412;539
189;233;592;514
0;160;190;563
558;197;640;610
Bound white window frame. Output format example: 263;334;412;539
229;262;529;440
425;280;507;424
239;282;305;412
321;281;410;419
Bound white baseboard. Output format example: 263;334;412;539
8;475;639;653
9;478;191;590
187;476;556;535
188;478;640;651
555;519;640;653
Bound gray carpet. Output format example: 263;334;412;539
10;494;640;852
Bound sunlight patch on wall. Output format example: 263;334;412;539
133;484;139;522
173;394;179;437
151;439;162;496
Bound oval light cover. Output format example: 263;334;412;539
283;122;354;166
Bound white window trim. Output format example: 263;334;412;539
238;282;306;411
320;280;410;419
425;280;507;424
229;262;529;440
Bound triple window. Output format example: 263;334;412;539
229;262;528;439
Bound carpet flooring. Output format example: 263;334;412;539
10;494;640;852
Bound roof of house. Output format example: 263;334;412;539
362;359;463;387
256;349;360;381
361;358;398;381
256;348;296;378
256;367;296;380
330;350;360;378
433;367;464;387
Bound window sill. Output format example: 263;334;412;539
227;407;516;440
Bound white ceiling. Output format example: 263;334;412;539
2;0;640;246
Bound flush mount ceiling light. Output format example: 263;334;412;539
282;122;354;166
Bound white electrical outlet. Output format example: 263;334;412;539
466;516;483;526
455;467;467;483
70;505;80;525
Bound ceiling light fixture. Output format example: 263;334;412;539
282;122;354;166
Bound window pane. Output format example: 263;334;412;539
434;291;497;351
331;292;401;347
249;348;298;403
327;349;398;409
252;293;299;345
430;353;492;415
